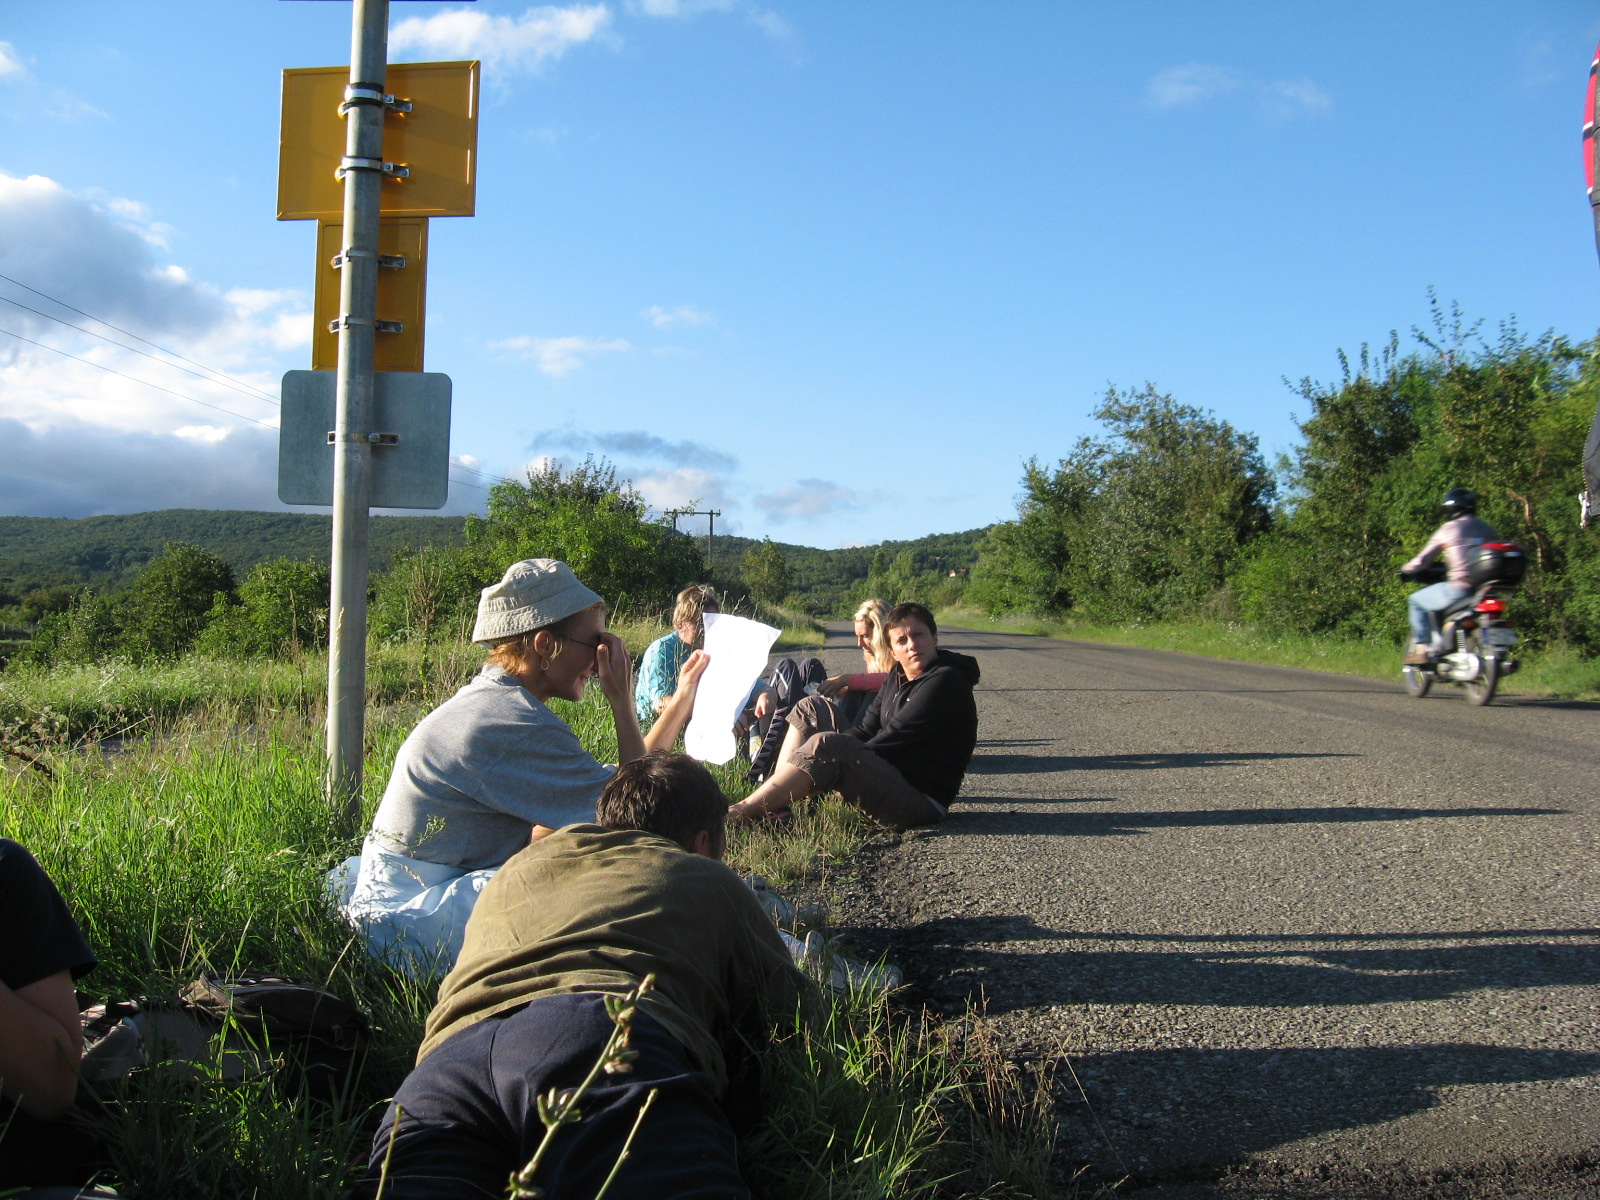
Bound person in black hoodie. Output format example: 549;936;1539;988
727;603;979;830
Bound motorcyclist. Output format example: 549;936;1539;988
1400;487;1500;665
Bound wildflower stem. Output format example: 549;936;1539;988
592;1087;658;1200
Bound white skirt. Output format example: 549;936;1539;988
326;838;497;979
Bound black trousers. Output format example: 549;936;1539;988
357;993;748;1200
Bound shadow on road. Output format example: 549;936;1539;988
939;804;1564;834
966;751;1358;775
884;916;1600;1010
1052;1043;1600;1173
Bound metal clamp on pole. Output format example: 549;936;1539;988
330;248;407;270
326;431;401;447
341;82;413;115
336;156;409;180
328;315;404;334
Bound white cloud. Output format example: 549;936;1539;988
1147;63;1331;120
492;334;632;377
535;427;736;470
0;173;227;340
754;478;889;523
642;304;714;329
632;0;736;15
173;424;230;443
0;44;105;124
390;5;612;74
631;466;734;514
0;417;283;517
1259;77;1332;119
629;0;793;44
1147;64;1238;108
0;172;316;515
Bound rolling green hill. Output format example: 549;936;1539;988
0;510;465;602
0;508;992;613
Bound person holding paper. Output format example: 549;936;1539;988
333;559;708;975
636;585;772;743
726;603;978;831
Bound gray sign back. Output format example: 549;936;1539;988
278;369;452;509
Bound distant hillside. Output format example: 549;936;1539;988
0;509;465;601
713;526;994;609
0;508;994;612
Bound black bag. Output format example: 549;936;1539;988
1465;541;1527;589
80;973;370;1100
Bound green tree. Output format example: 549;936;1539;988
370;545;500;642
975;388;1273;621
121;543;237;660
465;457;704;615
19;593;122;668
741;538;792;605
1236;311;1599;647
19;586;78;626
195;559;333;658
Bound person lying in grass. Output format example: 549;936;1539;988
0;840;103;1192
332;559;707;976
728;602;979;831
353;752;814;1200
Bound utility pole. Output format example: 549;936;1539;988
327;0;388;824
669;508;723;574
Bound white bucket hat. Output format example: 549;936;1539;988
471;559;603;646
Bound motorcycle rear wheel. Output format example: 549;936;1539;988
1401;665;1431;698
1462;633;1499;706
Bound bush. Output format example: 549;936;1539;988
465;457;705;616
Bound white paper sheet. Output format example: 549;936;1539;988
685;612;780;764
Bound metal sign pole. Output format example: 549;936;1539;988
327;0;389;823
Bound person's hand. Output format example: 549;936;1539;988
594;632;633;701
817;675;848;699
754;690;773;720
530;824;556;843
674;648;709;698
726;799;763;825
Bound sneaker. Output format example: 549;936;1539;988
798;930;904;995
1403;643;1432;666
745;875;798;928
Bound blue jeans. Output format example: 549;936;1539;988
1408;582;1469;644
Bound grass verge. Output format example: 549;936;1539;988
942;608;1600;702
1;664;1071;1199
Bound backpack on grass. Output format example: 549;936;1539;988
79;973;370;1100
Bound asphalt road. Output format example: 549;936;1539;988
814;624;1600;1198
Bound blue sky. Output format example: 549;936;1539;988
1;2;1597;548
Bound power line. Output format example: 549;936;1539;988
0;293;282;412
0;272;517;498
0;324;276;429
0;270;281;406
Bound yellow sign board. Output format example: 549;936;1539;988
312;218;429;372
278;61;479;220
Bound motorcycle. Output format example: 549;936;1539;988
1399;541;1526;706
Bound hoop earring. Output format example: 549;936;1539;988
539;657;552;672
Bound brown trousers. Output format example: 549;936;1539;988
785;695;945;831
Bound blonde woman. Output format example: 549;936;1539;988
815;598;894;721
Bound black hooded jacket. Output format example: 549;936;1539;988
850;648;980;805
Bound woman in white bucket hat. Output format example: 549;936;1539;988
332;559;708;976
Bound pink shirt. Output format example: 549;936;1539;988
1403;516;1498;589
